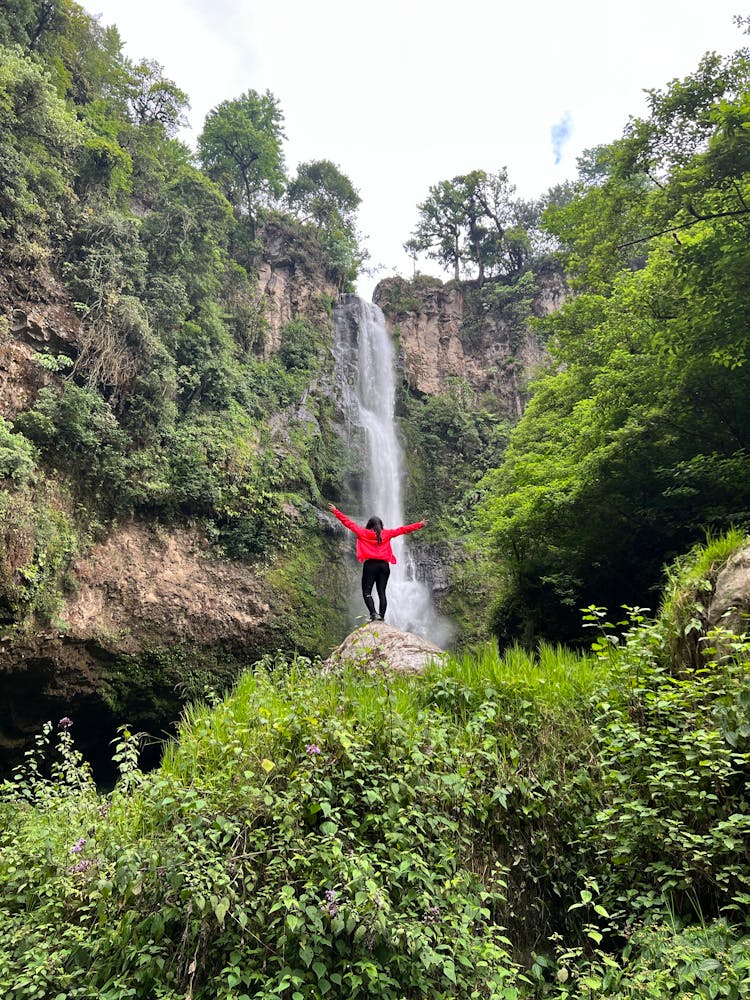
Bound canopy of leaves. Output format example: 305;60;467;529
198;88;286;225
286;159;360;234
405;168;544;283
0;46;82;243
479;41;750;643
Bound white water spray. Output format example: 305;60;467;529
333;294;451;643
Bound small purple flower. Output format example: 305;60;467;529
70;837;86;855
70;858;91;874
58;717;73;730
322;889;339;917
305;744;322;756
424;905;442;925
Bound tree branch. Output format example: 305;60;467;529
618;206;750;249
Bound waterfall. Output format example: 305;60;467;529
333;294;450;644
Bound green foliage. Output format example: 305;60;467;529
0;416;37;483
480;270;541;354
0;44;81;245
286;159;360;235
400;380;512;529
657;530;749;669
14;383;137;509
266;532;350;656
198;88;287;225
122;57;188;134
285;160;365;291
2;552;748;996
478;45;750;643
0;1;365;590
162;402;294;559
76;130;133;201
0;482;81;631
142;165;234;314
405;168;543;283
104;646;258;734
0;1;56;50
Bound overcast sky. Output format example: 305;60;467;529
80;0;744;298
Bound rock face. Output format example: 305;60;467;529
325;620;446;675
0;236;344;769
255;220;339;357
63;522;273;653
708;543;750;637
0;521;278;762
374;272;564;416
0;267;79;419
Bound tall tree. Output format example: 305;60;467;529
123;58;188;135
198;89;286;227
478;42;750;644
286;159;360;236
404;178;466;280
405;169;541;282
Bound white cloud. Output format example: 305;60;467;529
82;0;743;296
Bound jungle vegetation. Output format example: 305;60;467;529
403;22;750;646
0;3;749;998
1;535;749;997
0;0;364;637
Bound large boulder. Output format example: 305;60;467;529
707;543;750;637
325;620;446;675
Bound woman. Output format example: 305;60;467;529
328;503;427;622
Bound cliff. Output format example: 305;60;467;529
255;218;340;357
371;269;566;646
0;231;348;769
374;270;565;417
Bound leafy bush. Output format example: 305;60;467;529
0;476;81;630
0;564;748;997
0;417;37;483
0;46;81;244
14;384;134;509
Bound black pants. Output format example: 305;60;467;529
362;559;390;619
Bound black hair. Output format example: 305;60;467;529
366;516;384;545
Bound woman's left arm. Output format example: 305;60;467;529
391;520;427;537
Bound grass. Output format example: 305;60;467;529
3;530;749;998
424;640;607;707
160;639;608;789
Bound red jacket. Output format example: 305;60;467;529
331;507;425;564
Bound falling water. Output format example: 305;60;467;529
333;294;450;643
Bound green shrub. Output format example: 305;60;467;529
14;384;134;509
2;539;748;998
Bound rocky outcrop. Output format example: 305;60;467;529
0;266;80;419
255;219;339;357
0;521;279;765
374;271;564;417
708;543;750;638
63;522;273;652
325;620;446;674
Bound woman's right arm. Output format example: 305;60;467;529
328;504;362;536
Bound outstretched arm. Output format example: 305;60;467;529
391;519;428;537
328;503;363;536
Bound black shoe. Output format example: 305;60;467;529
369;614;379;622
